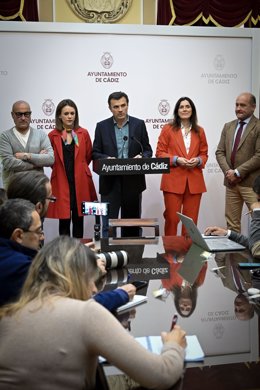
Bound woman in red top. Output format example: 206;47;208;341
156;97;208;236
47;99;97;238
160;236;207;318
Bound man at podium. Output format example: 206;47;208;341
92;91;152;237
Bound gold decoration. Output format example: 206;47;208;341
0;0;25;21
67;0;132;23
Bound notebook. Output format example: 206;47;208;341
177;212;246;252
99;335;204;363
135;335;204;362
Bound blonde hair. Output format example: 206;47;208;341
0;236;97;319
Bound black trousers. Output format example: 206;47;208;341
59;206;84;238
101;177;142;238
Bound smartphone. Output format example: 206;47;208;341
238;263;260;269
81;201;109;216
131;281;148;291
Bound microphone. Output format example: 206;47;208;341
121;135;128;158
131;136;143;156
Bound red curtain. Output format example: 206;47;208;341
0;0;38;21
157;0;260;27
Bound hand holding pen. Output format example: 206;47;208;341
161;313;187;349
170;314;178;330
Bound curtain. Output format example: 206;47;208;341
0;0;38;21
157;0;260;27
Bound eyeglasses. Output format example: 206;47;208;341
22;228;44;237
46;196;57;203
13;111;32;118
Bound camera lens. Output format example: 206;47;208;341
97;250;129;269
105;268;129;284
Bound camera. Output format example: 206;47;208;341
97;250;129;269
105;268;129;284
81;201;109;216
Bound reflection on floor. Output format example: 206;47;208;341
182;362;260;390
107;361;260;390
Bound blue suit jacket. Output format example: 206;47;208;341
0;237;37;306
92;116;153;195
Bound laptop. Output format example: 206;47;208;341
178;243;211;285
177;212;246;252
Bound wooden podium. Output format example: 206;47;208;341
108;218;159;238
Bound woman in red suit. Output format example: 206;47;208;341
47;99;97;238
156;97;208;236
159;237;207;318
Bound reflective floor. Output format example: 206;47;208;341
99;236;260;389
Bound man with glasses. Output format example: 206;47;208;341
7;171;56;246
0;198;43;306
0;100;54;188
1;172;136;311
7;171;56;219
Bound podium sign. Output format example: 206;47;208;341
93;157;170;175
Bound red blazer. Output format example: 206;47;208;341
156;124;208;194
46;127;97;219
162;261;207;290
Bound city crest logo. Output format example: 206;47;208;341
213;54;225;71
100;52;114;69
87;52;127;83
158;100;170;116
30;99;55;131
201;53;237;85
42;99;55;116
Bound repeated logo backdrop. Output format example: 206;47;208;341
0;30;252;239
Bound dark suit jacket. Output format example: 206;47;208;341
215;252;252;293
216;115;260;187
0;237;37;306
92;116;152;195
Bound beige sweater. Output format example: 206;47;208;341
0;298;184;389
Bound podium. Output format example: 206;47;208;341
93;157;170;175
93;157;170;239
109;218;159;237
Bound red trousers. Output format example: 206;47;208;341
163;186;202;236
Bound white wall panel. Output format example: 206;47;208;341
0;23;258;240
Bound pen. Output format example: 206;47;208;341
244;210;252;216
211;266;226;271
170;314;178;331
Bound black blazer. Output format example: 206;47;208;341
92;116;153;195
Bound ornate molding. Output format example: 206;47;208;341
67;0;133;23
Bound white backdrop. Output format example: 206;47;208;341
0;23;258;241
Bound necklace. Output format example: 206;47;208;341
181;123;192;138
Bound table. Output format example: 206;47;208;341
98;236;260;389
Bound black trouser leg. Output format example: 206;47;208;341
59;218;71;236
121;192;142;237
72;206;84;238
